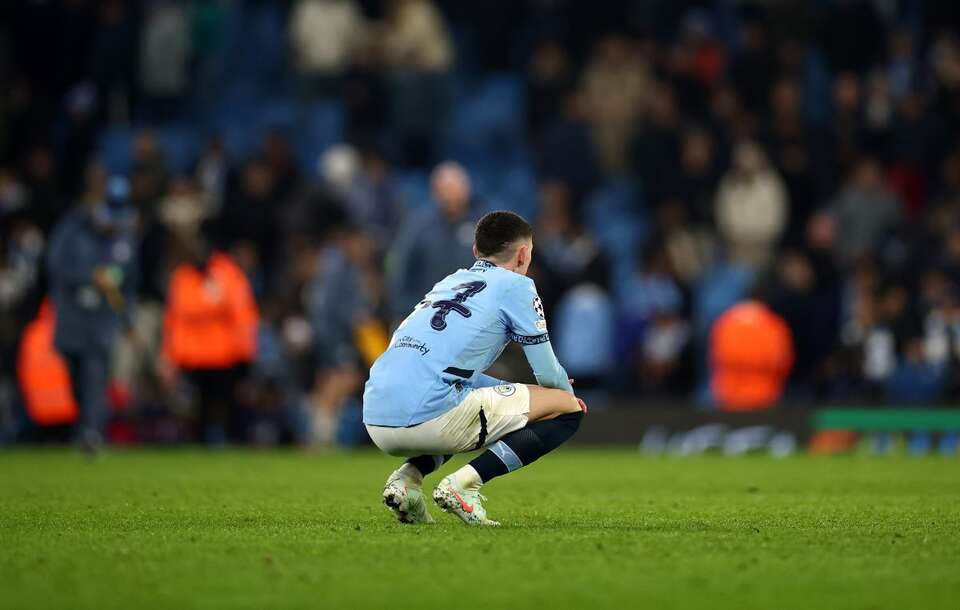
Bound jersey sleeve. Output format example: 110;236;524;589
500;276;550;345
501;277;574;394
522;342;573;394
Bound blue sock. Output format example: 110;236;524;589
405;454;452;477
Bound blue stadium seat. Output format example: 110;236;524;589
584;180;649;294
155;126;201;175
442;75;527;169
100;125;201;177
293;101;344;175
692;264;755;338
98;127;134;175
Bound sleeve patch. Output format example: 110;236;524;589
535;319;547;332
510;332;550;345
533;296;545;319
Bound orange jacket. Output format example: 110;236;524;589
18;299;79;426
162;252;258;370
709;301;794;411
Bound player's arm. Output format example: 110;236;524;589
520;341;573;394
501;278;574;394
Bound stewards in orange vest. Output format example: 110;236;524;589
159;241;258;444
709;300;794;411
17;299;79;427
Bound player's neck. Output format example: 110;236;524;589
476;257;517;274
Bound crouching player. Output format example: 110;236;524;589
363;211;586;526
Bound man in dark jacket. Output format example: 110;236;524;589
47;176;137;452
385;162;478;323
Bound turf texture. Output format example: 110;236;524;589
1;449;958;610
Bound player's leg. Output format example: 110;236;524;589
525;385;584;422
381;453;452;523
433;384;585;526
365;424;451;524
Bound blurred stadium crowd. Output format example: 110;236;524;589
2;0;960;446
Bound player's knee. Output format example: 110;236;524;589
556;408;583;430
528;387;583;422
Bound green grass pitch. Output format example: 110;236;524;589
1;449;958;610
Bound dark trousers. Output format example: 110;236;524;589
184;366;242;445
63;350;110;441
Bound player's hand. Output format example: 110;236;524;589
93;266;115;291
576;397;588;413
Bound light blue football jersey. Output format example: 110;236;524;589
363;259;562;427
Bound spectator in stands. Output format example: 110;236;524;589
731;15;775;114
191;0;226;102
47;176;137;452
637;305;693;397
159;233;259;444
763;249;839;396
305;223;385;445
139;0;191;119
536;90;602;196
763;77;825;240
533;179;609;311
130;131;170;221
288;0;365;96
920;270;960;398
619;244;692;396
829;157;902;269
941;227;960;281
157;177;208;237
216;158;283;289
343;147;401;249
884;336;947;404
261;130;301;202
386;162;476;322
194;134;228;217
381;0;454;166
715;140;788;269
381;0;453;73
581;34;651;174
655;199;716;288
342;39;387;144
20;145;63;236
630;83;681;205
553;284;615;392
670;127;721;227
60;84;101;197
0;178;44;434
88;0;137;122
829;73;866;182
525;40;576;144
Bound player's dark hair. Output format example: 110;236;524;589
474;211;533;259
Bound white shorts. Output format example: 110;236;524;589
366;383;530;457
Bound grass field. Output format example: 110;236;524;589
1;449;958;610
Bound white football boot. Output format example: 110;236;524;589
382;470;434;524
433;475;500;526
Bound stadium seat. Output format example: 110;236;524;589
155;126;202;175
98;127;134;174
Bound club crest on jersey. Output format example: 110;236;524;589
494;384;517;397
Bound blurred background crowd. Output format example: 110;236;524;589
2;0;960;447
